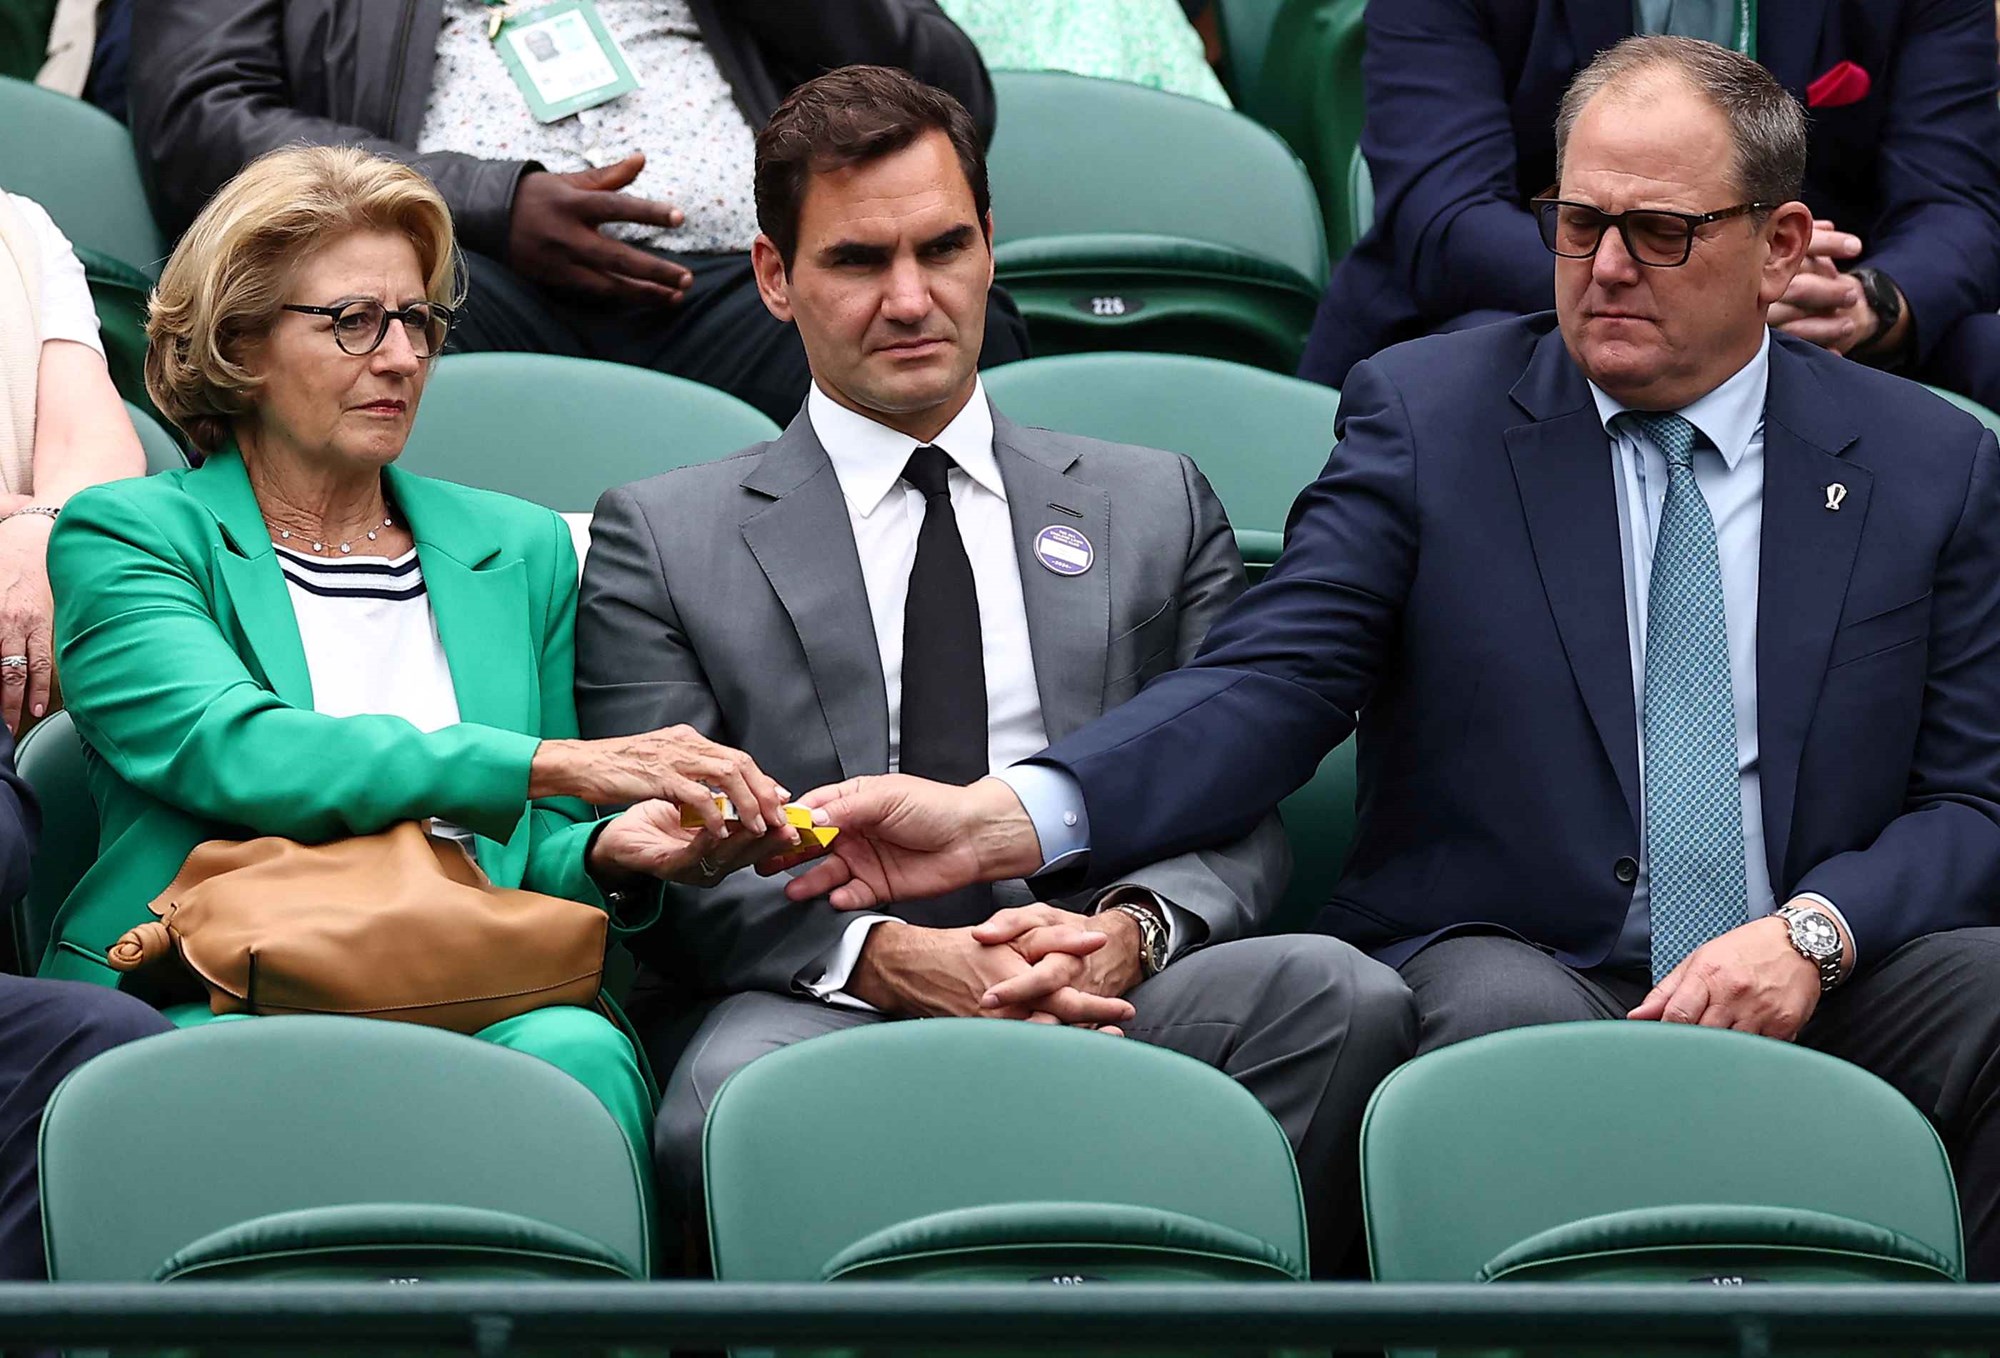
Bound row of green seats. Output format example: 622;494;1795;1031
39;1008;1961;1320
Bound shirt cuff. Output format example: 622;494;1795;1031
992;762;1091;876
1092;887;1199;965
803;913;893;1012
1791;892;1859;972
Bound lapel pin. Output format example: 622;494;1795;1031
1033;524;1094;577
1825;483;1847;511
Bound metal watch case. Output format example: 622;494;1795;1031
1777;905;1845;993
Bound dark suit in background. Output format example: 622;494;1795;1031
1300;0;2000;405
576;403;1413;1267
1029;316;2000;1273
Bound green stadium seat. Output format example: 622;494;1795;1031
1924;382;2000;437
1363;1024;1963;1287
402;350;780;511
1216;0;1287;104
0;75;165;273
83;247;157;411
127;400;189;474
1247;0;1369;262
705;1020;1309;1287
987;71;1328;371
40;1015;651;1281
1271;741;1356;935
0;0;55;82
12;708;88;974
982;352;1337;579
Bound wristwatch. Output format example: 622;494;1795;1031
1107;901;1169;979
1776;904;1846;993
1848;266;1906;366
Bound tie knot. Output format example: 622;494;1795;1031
1624;411;1703;470
902;445;955;498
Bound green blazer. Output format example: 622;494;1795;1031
42;446;624;984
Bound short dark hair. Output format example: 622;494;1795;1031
754;64;990;270
1555;35;1807;208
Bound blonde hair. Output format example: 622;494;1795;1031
145;145;463;454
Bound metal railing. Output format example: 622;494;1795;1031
3;1282;2000;1354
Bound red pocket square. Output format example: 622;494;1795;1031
1807;60;1871;108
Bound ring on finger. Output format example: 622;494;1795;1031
0;655;27;670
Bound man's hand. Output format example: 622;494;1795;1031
971;903;1145;1012
847;920;1134;1030
1767;220;1908;358
1627;913;1839;1041
765;774;1046;909
507;153;694;306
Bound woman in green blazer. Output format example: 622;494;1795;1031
44;147;800;1165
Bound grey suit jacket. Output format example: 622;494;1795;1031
575;402;1291;997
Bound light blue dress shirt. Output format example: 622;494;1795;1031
999;330;1849;967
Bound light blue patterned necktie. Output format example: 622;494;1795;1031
1628;411;1748;982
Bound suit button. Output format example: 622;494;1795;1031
1614;856;1639;885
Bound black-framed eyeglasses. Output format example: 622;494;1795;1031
280;299;455;357
1529;193;1776;268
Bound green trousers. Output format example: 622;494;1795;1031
163;1003;655;1173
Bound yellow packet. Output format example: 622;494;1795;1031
681;796;840;848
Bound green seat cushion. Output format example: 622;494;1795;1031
822;1202;1302;1283
155;1202;641;1282
1478;1204;1959;1284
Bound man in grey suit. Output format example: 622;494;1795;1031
574;64;1415;1270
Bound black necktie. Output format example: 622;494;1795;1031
898;444;988;786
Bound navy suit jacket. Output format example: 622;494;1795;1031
1299;0;2000;388
1040;317;2000;969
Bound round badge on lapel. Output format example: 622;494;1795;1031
1033;524;1094;577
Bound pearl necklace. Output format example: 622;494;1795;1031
275;514;397;555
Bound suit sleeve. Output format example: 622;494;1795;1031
576;485;857;992
129;0;531;256
1034;358;1420;885
1062;457;1292;944
1361;0;1553;320
49;486;542;844
1794;428;2000;962
1853;0;2000;362
729;0;994;139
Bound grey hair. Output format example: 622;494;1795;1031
1554;35;1807;207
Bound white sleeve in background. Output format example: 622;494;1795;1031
804;913;894;1012
8;193;104;357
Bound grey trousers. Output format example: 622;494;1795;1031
1400;929;2000;1280
653;934;1416;1274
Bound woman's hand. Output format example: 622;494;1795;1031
589;799;799;887
530;726;787;834
0;515;58;733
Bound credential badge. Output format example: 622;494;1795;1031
1033;524;1094;576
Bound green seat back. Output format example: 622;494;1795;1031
0;0;55;81
1217;0;1287;103
704;1019;1307;1281
1362;1023;1963;1282
1924;382;2000;437
40;1015;651;1280
400;352;782;512
1271;740;1356;934
13;708;88;973
988;72;1327;370
127;400;189;474
981;352;1337;575
1249;0;1369;261
81;246;158;410
0;76;165;272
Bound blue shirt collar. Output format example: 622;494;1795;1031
1588;329;1770;471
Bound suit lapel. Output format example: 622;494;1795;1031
1506;329;1642;826
993;413;1111;741
183;448;314;709
387;466;531;733
1755;344;1865;888
740;414;891;779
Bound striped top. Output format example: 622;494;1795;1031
277;545;473;850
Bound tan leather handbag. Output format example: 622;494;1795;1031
107;821;608;1034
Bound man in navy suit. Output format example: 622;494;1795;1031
1299;0;2000;410
774;37;2000;1275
